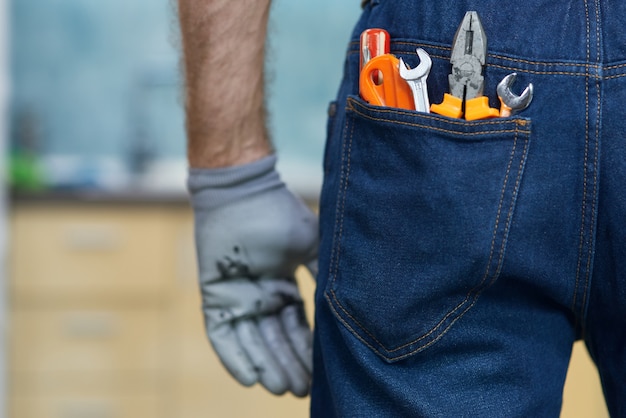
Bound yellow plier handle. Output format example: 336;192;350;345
464;96;500;121
429;93;463;119
430;94;499;120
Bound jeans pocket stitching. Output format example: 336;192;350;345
326;105;355;308
346;96;531;135
326;104;531;362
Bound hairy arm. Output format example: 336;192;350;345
179;0;318;396
178;0;272;168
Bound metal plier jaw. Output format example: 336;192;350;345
431;11;500;120
449;11;486;100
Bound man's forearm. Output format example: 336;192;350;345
178;0;272;168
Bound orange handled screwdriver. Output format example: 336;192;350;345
360;28;390;84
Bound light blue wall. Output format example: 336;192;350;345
268;1;358;165
10;0;359;190
11;0;182;160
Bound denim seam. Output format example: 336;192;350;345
482;132;518;284
572;0;601;327
351;49;595;77
352;39;594;67
351;37;626;77
403;46;599;73
349;40;626;78
489;54;595;69
604;73;626;79
346;98;530;134
350;40;600;70
605;63;626;70
579;0;602;325
572;0;592;319
327;110;355;291
487;64;594;78
392;40;597;69
580;83;600;323
491;126;530;287
326;105;530;361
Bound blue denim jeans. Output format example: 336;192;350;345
312;1;626;416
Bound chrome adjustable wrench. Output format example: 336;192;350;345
497;73;534;117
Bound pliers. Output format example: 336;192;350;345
430;11;500;120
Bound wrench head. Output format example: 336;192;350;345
497;73;534;112
399;48;432;82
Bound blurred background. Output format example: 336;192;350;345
0;0;610;417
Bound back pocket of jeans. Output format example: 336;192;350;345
324;96;531;362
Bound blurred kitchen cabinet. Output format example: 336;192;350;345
7;198;311;418
6;198;608;418
11;389;161;418
10;204;174;302
8;200;179;418
11;307;163;375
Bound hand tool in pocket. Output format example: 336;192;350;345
360;28;390;84
430;11;500;120
399;48;432;113
359;54;414;110
497;73;534;117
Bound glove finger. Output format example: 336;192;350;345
206;322;258;387
281;304;313;374
258;315;311;398
235;319;290;395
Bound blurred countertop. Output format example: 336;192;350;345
10;188;190;206
10;155;322;206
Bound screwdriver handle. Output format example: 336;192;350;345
360;28;390;84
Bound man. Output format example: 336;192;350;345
179;1;626;416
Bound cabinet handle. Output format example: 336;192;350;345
64;224;121;251
62;313;119;338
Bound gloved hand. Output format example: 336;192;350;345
188;155;318;397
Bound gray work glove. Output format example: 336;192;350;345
188;155;318;397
